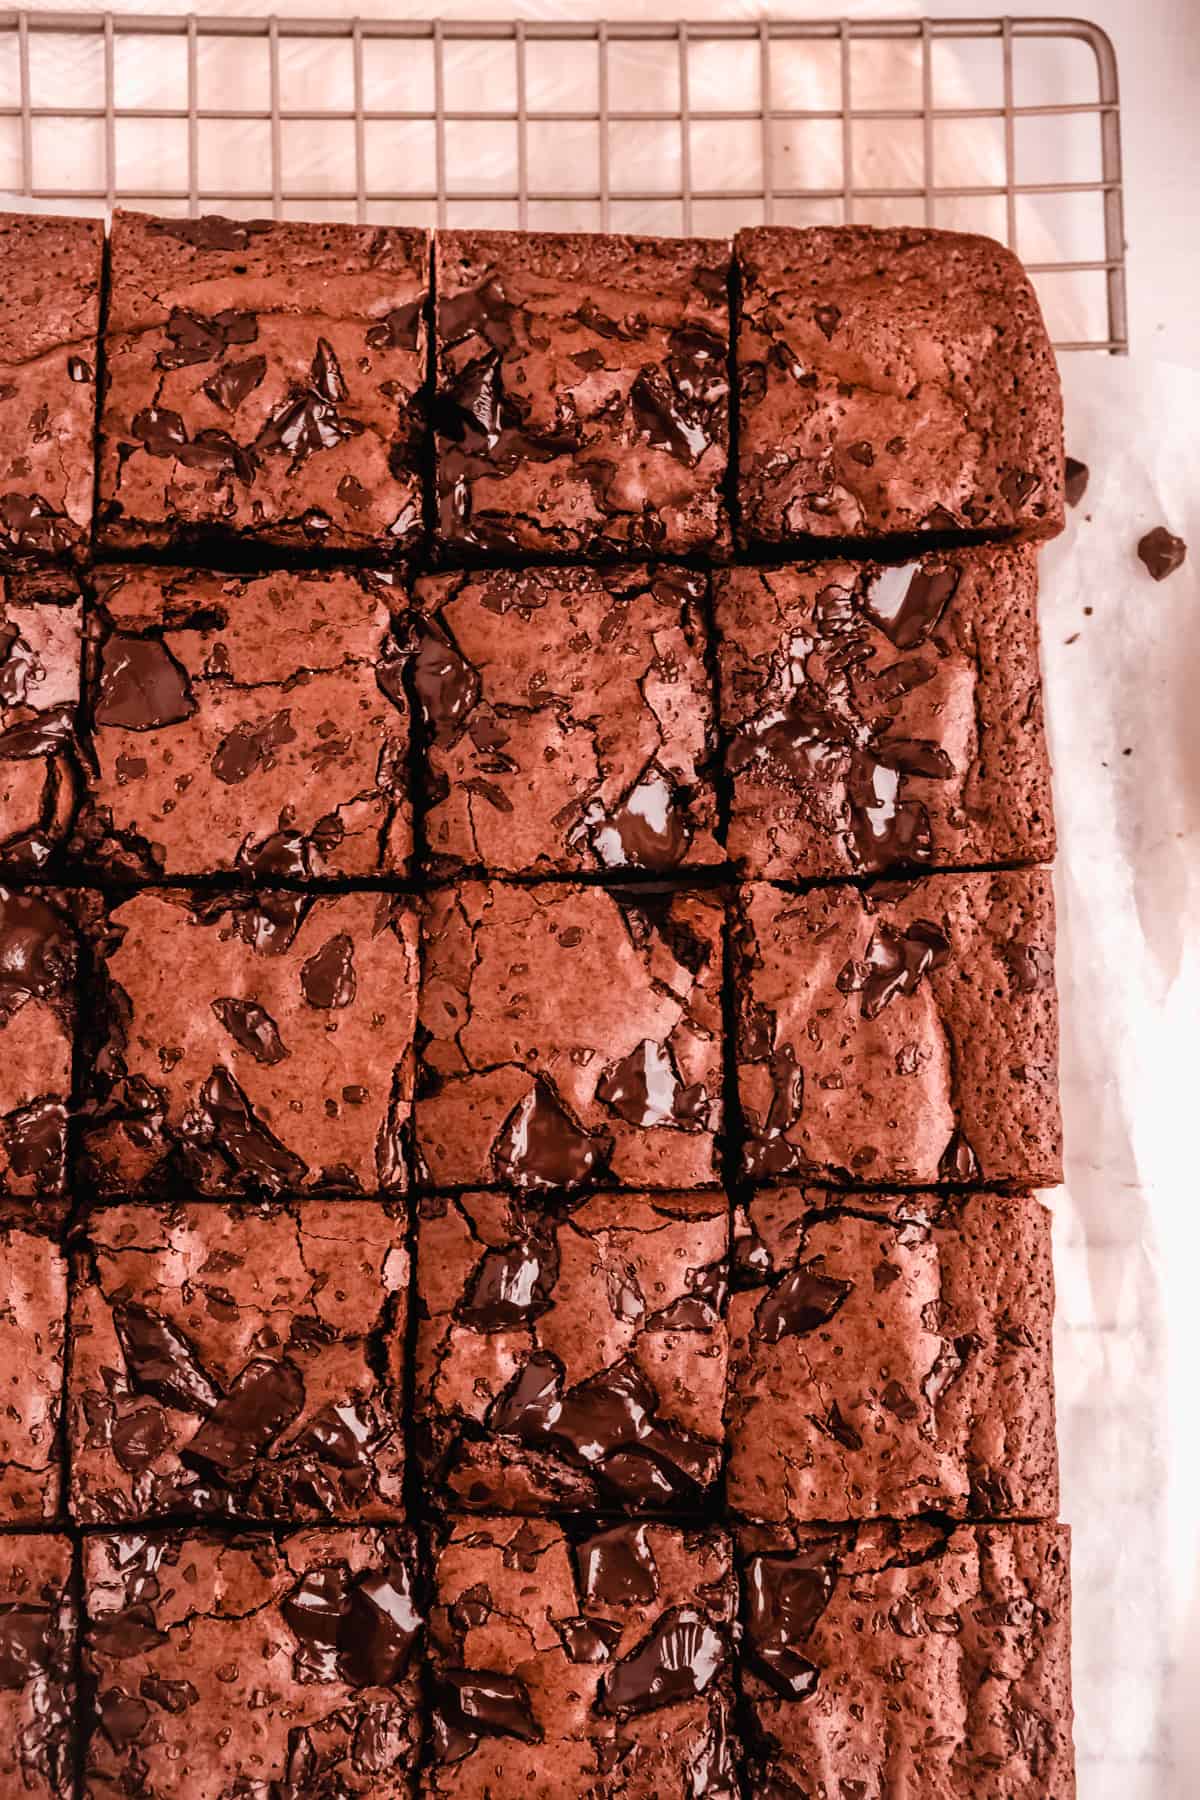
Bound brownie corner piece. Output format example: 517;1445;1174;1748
427;1514;739;1796
98;209;429;558
0;885;77;1206
0;1531;76;1798
76;563;413;880
83;1525;423;1796
416;1188;729;1513
0;569;83;870
0;210;103;567
727;1186;1058;1524
735;224;1064;549
435;228;731;558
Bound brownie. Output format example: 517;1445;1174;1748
0;1228;66;1519
83;1526;423;1797
0;212;103;566
735;226;1064;549
740;1519;1074;1798
70;1199;408;1523
734;872;1061;1186
435;230;730;559
98;210;429;559
715;546;1054;878
0;571;83;868
426;1515;739;1797
81;887;419;1196
0;887;77;1207
76;564;413;880
417;882;724;1191
727;1188;1057;1524
416;1189;728;1513
0;1533;76;1797
413;565;720;876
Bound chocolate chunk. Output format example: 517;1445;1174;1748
1137;525;1187;581
599;1607;729;1716
490;1079;613;1193
94;635;196;731
1064;456;1089;507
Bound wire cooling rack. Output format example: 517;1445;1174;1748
0;11;1126;354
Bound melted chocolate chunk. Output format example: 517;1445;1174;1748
754;1265;854;1344
156;307;258;371
745;1553;834;1698
203;354;267;414
0;891;72;1011
434;1669;542;1748
411;623;479;745
1137;525;1187;581
599;1606;728;1717
210;709;296;785
150;215;272;252
863;563;959;650
367;302;423;351
210;996;289;1065
597;1038;707;1131
837;918;950;1019
589;767;693;870
577;1525;659;1609
113;1303;221;1413
94;635;196;731
491;1079;612;1192
457;1232;559;1330
300;933;356;1010
938;1128;980;1183
198;1066;307;1186
185;1356;305;1473
3;1098;67;1185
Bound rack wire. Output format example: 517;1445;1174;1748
0;11;1127;353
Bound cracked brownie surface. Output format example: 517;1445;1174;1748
0;885;77;1210
415;1189;728;1513
434;230;730;559
76;564;413;879
734;872;1061;1186
727;1188;1057;1524
0;212;103;567
0;1227;66;1519
82;1526;424;1798
80;887;420;1197
715;546;1054;879
0;1533;76;1798
425;1515;738;1799
0;571;83;868
739;1518;1074;1798
70;1200;409;1524
97;211;429;559
416;881;724;1191
736;226;1065;549
413;564;720;876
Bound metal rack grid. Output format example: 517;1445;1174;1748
0;11;1126;353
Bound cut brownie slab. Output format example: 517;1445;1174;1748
417;882;724;1191
70;1200;408;1523
736;226;1064;549
0;1533;75;1798
416;1189;728;1513
0;887;77;1209
727;1188;1057;1524
0;1227;66;1519
83;1527;423;1798
715;547;1054;878
76;564;412;879
98;211;429;559
0;571;82;869
435;230;730;558
0;212;103;566
426;1515;739;1798
740;1519;1074;1798
734;872;1060;1186
81;887;419;1196
413;565;720;876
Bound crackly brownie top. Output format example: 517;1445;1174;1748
715;546;1053;878
70;1199;408;1524
83;1527;423;1798
0;572;82;869
413;564;719;874
426;1515;738;1798
740;1518;1074;1800
99;210;429;556
736;226;1064;547
734;872;1061;1187
417;881;724;1192
0;1228;66;1521
77;563;412;879
0;212;103;565
0;886;77;1204
726;1187;1058;1524
416;1188;728;1514
435;229;731;558
0;1533;75;1799
82;886;419;1197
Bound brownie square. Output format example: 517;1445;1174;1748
735;226;1064;549
416;1189;728;1513
0;1533;75;1797
734;872;1060;1186
70;1199;408;1523
83;1526;423;1797
0;1228;66;1519
0;212;103;566
414;565;720;876
739;1519;1074;1798
98;211;429;559
0;887;77;1208
417;882;724;1191
715;546;1054;878
81;887;419;1196
435;230;730;558
0;571;82;869
426;1516;739;1797
727;1188;1057;1524
76;564;413;880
